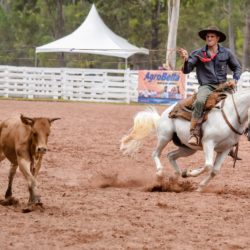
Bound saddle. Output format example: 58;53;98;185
169;84;230;122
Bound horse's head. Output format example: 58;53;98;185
247;109;250;141
244;127;249;140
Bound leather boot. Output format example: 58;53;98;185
188;118;200;146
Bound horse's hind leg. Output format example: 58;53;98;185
152;127;176;178
167;147;196;179
0;151;5;163
152;119;174;177
152;137;170;177
5;164;18;199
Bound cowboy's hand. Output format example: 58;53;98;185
226;79;237;88
178;48;189;61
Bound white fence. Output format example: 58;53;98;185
237;71;250;91
0;65;249;103
0;66;138;103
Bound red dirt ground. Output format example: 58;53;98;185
0;100;249;250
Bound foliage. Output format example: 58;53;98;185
0;0;248;69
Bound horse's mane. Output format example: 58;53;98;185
235;90;250;96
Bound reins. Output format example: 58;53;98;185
221;94;243;168
221;94;243;136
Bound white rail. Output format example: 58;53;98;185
0;65;248;103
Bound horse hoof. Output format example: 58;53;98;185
182;170;188;178
195;187;203;192
156;170;163;178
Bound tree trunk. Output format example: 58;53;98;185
150;0;161;69
242;1;250;71
227;0;235;54
166;0;180;70
56;0;65;67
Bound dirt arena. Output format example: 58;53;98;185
0;99;249;250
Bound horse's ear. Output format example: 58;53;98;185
20;114;34;126
49;118;61;124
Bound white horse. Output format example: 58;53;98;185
120;91;250;191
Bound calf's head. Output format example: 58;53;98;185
20;114;60;154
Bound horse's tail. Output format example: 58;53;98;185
120;106;161;155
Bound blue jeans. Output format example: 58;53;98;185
192;84;217;119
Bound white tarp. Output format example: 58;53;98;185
35;4;149;59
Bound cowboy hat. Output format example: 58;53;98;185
198;26;226;43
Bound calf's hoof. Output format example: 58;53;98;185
0;197;19;206
29;195;42;204
22;202;44;213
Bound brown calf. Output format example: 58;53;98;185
0;114;59;205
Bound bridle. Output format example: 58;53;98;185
221;94;243;136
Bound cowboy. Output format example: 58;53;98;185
179;26;241;146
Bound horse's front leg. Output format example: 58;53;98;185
167;147;196;180
183;141;214;179
197;149;230;192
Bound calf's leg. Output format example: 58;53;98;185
33;156;43;178
17;157;41;204
5;164;18;198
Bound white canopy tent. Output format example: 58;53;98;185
35;4;149;67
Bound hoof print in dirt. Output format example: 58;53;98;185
0;197;19;206
22;203;45;213
147;179;195;193
150;185;165;192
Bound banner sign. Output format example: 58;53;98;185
138;70;186;104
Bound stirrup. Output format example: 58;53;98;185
228;149;242;160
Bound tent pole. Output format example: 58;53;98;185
35;53;38;67
125;58;128;69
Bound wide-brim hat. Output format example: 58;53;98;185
198;26;226;43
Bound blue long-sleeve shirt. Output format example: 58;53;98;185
182;45;241;85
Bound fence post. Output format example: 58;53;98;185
237;71;250;91
61;68;68;100
26;67;34;99
124;68;130;104
4;66;9;98
103;71;108;102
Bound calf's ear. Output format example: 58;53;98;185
20;114;34;126
49;118;61;124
